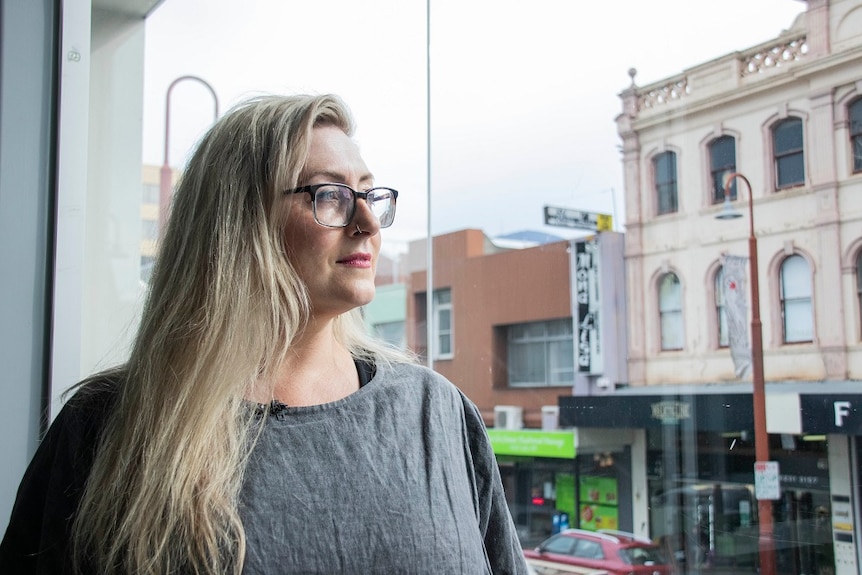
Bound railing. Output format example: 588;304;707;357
631;33;808;114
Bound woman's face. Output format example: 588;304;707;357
282;125;382;321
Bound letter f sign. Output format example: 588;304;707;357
834;401;852;427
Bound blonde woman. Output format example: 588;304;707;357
0;94;528;574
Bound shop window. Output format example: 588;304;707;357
773;117;805;189
654;151;678;215
780;255;813;343
714;266;728;348
851;98;862;173
659;272;684;350
709;136;736;203
433;288;453;359
507;318;574;387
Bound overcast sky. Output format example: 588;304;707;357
142;0;807;253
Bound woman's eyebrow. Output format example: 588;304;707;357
303;169;375;185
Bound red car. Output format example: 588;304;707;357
523;528;672;575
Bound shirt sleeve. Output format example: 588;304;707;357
461;396;530;575
0;389;110;574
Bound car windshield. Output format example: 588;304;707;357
618;545;667;565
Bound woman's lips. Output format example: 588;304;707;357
337;253;372;268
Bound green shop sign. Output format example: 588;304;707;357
487;429;576;459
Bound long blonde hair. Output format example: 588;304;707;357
71;94;410;574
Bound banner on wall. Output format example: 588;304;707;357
721;254;751;378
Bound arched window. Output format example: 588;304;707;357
709;136;736;203
659;272;683;350
654;151;678;215
780;255;812;343
856;251;862;339
850;98;862;173
773;117;805;189
715;266;728;348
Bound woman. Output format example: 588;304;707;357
0;94;528;574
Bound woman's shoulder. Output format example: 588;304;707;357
55;372;123;436
373;361;477;410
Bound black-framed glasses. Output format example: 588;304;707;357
285;183;399;229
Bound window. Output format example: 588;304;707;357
858;251;862;339
433;288;453;358
141;217;159;242
373;321;405;348
773;117;805;189
654;151;678;215
780;255;813;343
715;266;728;348
709;136;736;203
543;534;576;555
572;538;604;560
507;319;574;387
142;183;160;204
851;98;862;173
659;273;683;350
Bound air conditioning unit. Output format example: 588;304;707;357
494;405;523;430
541;405;559;430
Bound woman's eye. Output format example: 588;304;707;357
317;189;342;202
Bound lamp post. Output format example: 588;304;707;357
715;172;776;575
160;75;220;230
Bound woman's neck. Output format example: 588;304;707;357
269;321;360;407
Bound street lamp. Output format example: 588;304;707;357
160;75;220;230
715;172;776;575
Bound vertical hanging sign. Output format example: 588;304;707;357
574;239;602;374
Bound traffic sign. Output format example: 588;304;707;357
544;205;612;231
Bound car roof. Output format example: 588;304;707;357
559;528;656;546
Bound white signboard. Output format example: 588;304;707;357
573;239;602;374
545;206;612;231
754;461;781;500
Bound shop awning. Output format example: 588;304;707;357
558;380;862;435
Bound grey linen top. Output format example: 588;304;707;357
0;362;528;574
239;361;528;574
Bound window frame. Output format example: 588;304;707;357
653;151;679;215
433;288;453;359
779;254;813;344
506;318;575;388
772;117;805;190
709;136;737;204
850;97;862;174
658;272;684;351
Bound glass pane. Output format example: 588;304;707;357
784;300;813;342
781;256;811;299
777;152;805;187
438;334;451;355
437;309;451;331
850;99;862;135
774;118;803;153
659;274;681;312
509;341;545;385
661;310;684;350
710;136;736;170
548;340;575;385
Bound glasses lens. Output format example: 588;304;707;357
368;188;397;228
313;185;354;227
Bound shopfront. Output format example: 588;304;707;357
488;428;634;548
559;387;855;575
